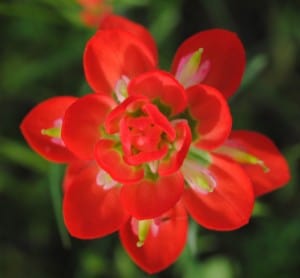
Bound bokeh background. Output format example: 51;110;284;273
0;0;299;277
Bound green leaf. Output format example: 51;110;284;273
48;163;71;249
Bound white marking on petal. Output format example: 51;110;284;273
96;169;117;190
115;75;130;103
182;159;216;194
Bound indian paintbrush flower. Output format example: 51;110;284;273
20;14;290;274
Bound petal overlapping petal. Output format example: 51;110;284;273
99;14;158;62
20;96;78;163
186;84;232;150
63;162;129;239
217;130;291;196
95;139;144;183
158;120;192;176
61;94;115;160
120;172;184;219
84;29;157;95
183;153;254;230
119;202;188;274
128;70;187;116
171;29;246;99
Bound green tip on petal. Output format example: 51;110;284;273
177;48;203;85
217;146;270;172
41;127;61;138
136;219;152;248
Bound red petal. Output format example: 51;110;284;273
61;94;115;160
63;160;91;192
99;14;158;63
119;202;188;274
95;139;144;183
142;103;176;141
120;117;169;165
186;84;232;150
105;95;148;134
120;172;184;219
171;29;246;99
158;120;192;175
63;162;128;239
183;154;254;231
20;96;77;163
84;29;156;95
128;70;187;116
221;130;291;196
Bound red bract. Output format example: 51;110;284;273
20;96;78;163
215;130;291;196
120;202;188;274
171;29;246;99
20;15;290;274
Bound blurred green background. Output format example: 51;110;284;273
0;0;299;277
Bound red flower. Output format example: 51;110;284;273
20;15;290;274
77;0;112;28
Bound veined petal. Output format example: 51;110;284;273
158;120;192;176
120;172;184;219
183;153;254;231
61;94;115;160
186;84;232;150
119;202;188;274
171;29;246;99
63;162;128;239
84;29;156;96
216;130;291;196
95;139;144;183
20;96;78;163
99;14;158;63
128;70;188;116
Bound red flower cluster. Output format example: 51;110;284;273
20;15;290;273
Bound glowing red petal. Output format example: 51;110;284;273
63;160;92;192
105;95;148;134
120;172;184;219
223;130;291;196
99;14;158;63
63;162;129;239
158;120;192;176
84;29;156;95
61;94;115;160
184;154;254;231
119;202;188;274
95;139;144;183
171;29;246;99
20;96;77;163
128;70;187;116
187;84;232;150
142;103;176;141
